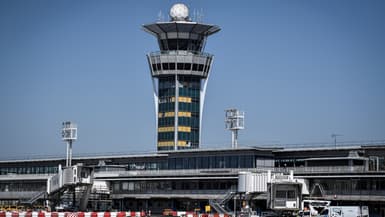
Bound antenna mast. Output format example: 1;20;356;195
158;10;164;22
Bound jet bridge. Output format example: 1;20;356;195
47;164;94;211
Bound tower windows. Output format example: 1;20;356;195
162;63;169;70
159;39;205;52
154;62;207;72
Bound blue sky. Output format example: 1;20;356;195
0;0;384;159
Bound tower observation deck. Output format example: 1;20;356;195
143;4;220;151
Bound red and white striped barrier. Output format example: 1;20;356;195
0;212;144;217
0;211;229;217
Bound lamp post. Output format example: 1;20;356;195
331;133;342;149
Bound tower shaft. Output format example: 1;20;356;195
143;5;220;151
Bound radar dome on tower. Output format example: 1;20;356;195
169;3;189;21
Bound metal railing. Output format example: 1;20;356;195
0;191;40;199
253;139;385;149
0;174;52;179
149;50;213;58
2;166;383;181
95;168;270;178
323;190;385;196
112;189;227;195
274;166;368;174
21;191;46;204
95;165;384;178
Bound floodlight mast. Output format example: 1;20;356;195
225;109;245;148
62;121;77;167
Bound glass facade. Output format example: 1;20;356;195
157;75;201;151
112;179;236;194
0;166;58;175
311;178;385;196
166;155;274;170
159;37;205;52
0;181;46;192
151;62;210;75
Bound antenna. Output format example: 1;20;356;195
158;10;164;22
192;9;197;22
331;133;343;149
196;8;204;22
62;121;77;167
225;109;245;148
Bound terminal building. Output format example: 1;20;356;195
1;3;385;217
1;144;385;216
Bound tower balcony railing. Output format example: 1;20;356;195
148;50;213;58
147;50;213;77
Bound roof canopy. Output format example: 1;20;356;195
143;22;220;37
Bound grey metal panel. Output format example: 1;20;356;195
178;32;189;39
0;191;40;199
190;33;199;40
159;33;167;40
48;173;60;193
0;174;51;181
160;23;176;32
192;24;213;34
143;22;220;36
142;24;164;36
62;167;74;185
167;32;178;38
238;171;248;192
177;23;194;32
167;55;176;62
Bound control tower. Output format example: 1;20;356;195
143;4;220;151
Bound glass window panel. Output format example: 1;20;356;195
202;156;209;168
176;158;183;169
231;156;239;168
192;63;198;71
197;157;202;169
184;63;191;70
198;64;204;71
168;39;178;50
